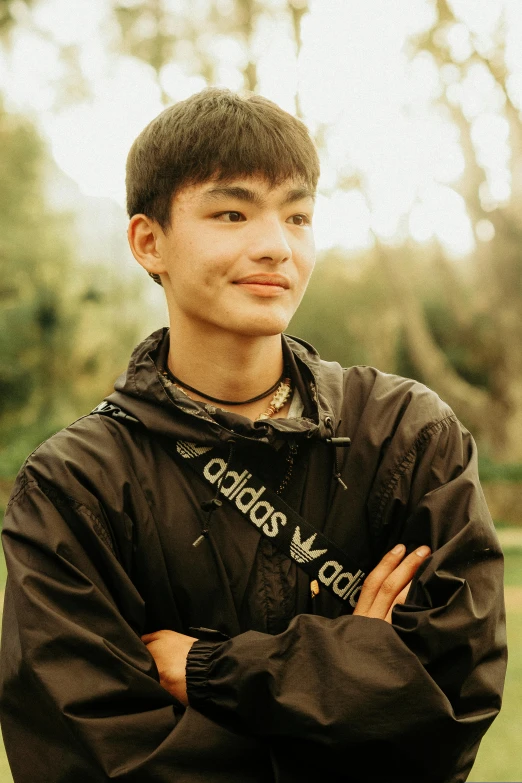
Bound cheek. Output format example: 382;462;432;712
298;248;316;285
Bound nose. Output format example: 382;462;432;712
248;215;292;264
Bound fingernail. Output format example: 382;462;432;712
416;545;431;557
392;544;405;555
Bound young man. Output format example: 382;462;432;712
0;89;506;782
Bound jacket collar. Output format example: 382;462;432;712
107;328;344;447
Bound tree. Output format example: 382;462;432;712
371;0;522;460
108;0;522;460
112;0;309;105
0;0;34;38
0;101;145;477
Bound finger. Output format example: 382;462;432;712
367;546;430;620
141;631;167;644
142;630;198;646
384;581;411;623
353;544;407;616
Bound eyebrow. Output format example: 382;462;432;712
201;185;315;208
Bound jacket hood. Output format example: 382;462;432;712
106;328;345;448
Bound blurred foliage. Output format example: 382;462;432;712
0;4;520;780
1;0;522;473
503;548;522;586
112;0;307;104
477;457;522;484
0;0;34;40
378;0;522;461
291;0;522;461
0;102;145;479
290;250;399;371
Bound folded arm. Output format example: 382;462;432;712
143;542;432;703
181;419;506;782
0;479;267;782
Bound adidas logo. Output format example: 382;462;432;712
177;441;212;459
203;457;288;538
290;527;327;563
290;527;363;605
192;448;365;607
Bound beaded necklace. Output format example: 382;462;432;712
170;375;292;421
162;366;293;421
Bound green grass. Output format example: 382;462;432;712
468;609;522;782
0;752;11;783
504;548;522;586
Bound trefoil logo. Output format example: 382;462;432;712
290;527;327;563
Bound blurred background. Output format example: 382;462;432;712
0;0;521;779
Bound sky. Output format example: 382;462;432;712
0;0;519;256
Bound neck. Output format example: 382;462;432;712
167;320;285;407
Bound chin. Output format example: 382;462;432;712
223;303;293;338
232;314;290;338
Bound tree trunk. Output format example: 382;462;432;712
287;0;308;117
236;0;258;91
377;245;489;417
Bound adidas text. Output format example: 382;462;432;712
204;458;287;538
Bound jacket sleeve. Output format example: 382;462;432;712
0;476;267;783
185;414;507;783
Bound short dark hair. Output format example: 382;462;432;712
126;88;320;230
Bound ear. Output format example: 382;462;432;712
127;214;167;278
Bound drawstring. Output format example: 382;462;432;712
324;416;350;490
193;417;350;544
276;440;298;496
193;440;236;547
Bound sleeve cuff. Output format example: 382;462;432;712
186;639;223;705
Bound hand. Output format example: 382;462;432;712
142;629;198;706
353;543;431;623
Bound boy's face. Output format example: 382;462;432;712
152;175;316;339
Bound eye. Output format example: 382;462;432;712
288;214;311;226
215;211;245;222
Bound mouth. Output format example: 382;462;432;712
233;275;290;292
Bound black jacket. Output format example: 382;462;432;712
0;329;506;782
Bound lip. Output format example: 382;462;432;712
233;274;290;289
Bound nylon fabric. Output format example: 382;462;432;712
0;327;506;783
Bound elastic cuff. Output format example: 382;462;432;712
186;639;223;705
